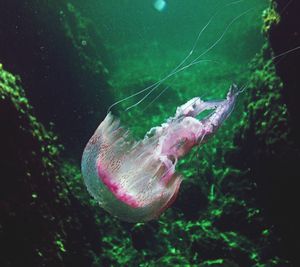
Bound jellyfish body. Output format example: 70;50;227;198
81;85;239;222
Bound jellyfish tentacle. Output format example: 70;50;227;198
108;1;246;112
125;6;250;112
125;6;253;111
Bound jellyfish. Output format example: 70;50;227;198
81;84;239;222
81;0;251;222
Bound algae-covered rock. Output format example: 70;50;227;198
0;64;103;266
0;63;64;265
227;1;300;264
0;0;112;159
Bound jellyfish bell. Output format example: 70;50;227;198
81;112;182;223
82;85;239;222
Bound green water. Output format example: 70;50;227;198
77;0;267;129
77;0;270;219
73;0;268;186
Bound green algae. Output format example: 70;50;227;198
0;64;102;266
1;64;66;265
262;3;280;34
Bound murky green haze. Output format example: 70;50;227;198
76;0;267;128
74;0;269;187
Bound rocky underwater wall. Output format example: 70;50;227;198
232;0;300;264
0;63;104;266
0;0;113;160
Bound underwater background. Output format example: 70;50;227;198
0;0;299;266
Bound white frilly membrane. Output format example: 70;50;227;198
81;113;182;222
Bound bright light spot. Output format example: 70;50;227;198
153;0;167;12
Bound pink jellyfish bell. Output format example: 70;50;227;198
81;85;239;222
